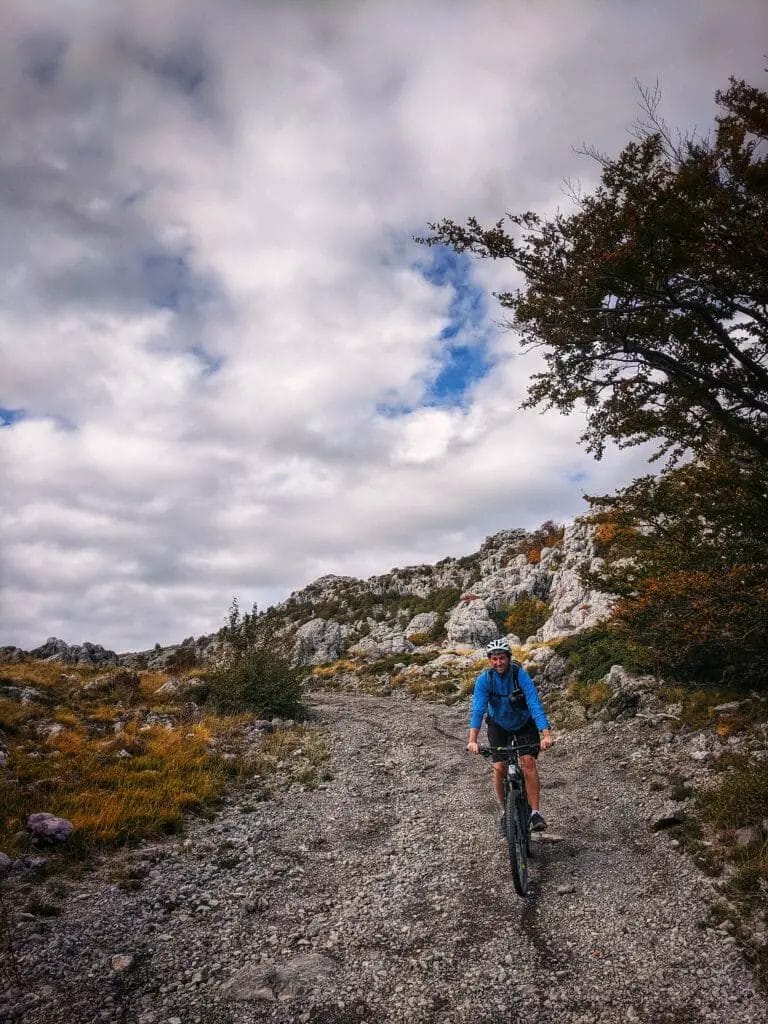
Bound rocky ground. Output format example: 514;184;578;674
3;691;767;1024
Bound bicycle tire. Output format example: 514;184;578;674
518;793;533;857
505;787;528;896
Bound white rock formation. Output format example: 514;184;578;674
536;520;615;641
293;619;344;666
445;599;498;646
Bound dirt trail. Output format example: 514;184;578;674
9;692;768;1024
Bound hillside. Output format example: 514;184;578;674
1;519;612;672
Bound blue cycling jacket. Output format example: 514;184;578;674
469;664;550;733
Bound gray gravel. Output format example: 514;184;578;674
4;692;767;1023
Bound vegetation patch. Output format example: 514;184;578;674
204;600;305;717
249;725;331;792
567;678;612;710
0;655;322;867
657;685;765;732
500;593;550;642
554;625;653;683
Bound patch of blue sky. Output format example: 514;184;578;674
0;407;26;428
0;408;77;431
418;246;494;409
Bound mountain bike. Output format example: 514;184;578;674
480;742;537;896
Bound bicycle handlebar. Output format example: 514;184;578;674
478;743;540;756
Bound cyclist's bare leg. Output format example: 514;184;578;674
492;761;506;810
520;754;541;811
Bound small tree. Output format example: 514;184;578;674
206;600;304;716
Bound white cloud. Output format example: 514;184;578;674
1;0;765;649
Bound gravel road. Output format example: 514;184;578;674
7;692;767;1023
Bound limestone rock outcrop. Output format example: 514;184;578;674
294;618;345;666
29;637;119;666
535;521;615;642
445;599;498;647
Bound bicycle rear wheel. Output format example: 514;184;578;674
505;787;529;896
518;794;533;857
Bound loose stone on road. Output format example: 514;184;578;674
10;692;768;1023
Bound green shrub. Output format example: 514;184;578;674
502;593;550;641
206;600;304;716
166;645;198;672
554;625;653;682
407;632;429;645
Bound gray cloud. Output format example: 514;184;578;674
2;0;766;649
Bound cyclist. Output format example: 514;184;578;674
466;637;553;834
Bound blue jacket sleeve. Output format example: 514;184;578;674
469;670;490;730
518;666;550;731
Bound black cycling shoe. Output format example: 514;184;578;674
499;813;507;837
529;810;547;832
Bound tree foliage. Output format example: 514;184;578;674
422;78;768;463
584;449;768;686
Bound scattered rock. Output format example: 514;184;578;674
27;812;74;843
734;825;761;847
651;803;686;831
110;954;136;973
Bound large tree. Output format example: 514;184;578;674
422;78;768;463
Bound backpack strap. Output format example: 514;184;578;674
511;660;521;696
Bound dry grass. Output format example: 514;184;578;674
0;659;317;862
657;684;764;732
311;659;361;679
567;678;612;709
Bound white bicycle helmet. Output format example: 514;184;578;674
486;637;511;655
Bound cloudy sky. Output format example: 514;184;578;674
2;0;766;652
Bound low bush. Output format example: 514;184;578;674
567;678;612;709
205;648;303;717
206;600;304;717
502;594;550;641
554;625;653;682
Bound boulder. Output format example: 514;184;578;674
405;612;438;639
293;619;344;666
650;803;685;831
535;521;615;641
445;599;498;647
154;676;205;699
0;852;12;875
27;813;74;843
0;646;26;664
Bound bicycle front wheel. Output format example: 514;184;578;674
505;788;529;896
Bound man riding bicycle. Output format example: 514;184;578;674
467;638;553;835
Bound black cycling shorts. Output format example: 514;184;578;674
486;717;541;762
